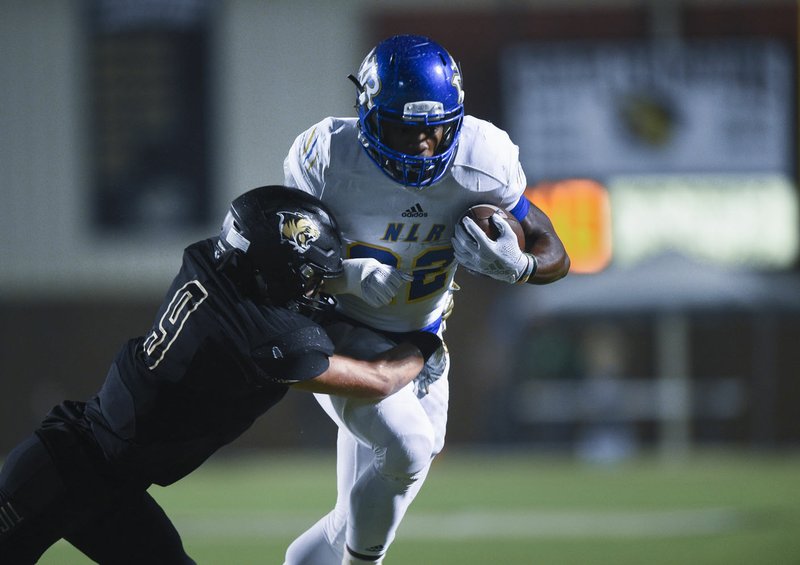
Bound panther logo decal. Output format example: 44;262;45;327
277;211;321;253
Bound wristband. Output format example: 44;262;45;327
403;332;443;362
516;253;537;284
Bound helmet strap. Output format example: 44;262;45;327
252;269;272;304
347;74;364;93
215;247;243;273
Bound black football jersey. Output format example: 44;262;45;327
83;239;334;486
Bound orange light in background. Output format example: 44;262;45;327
526;179;612;274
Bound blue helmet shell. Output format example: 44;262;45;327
352;35;465;188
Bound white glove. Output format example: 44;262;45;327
452;215;536;284
323;258;412;308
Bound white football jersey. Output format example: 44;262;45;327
283;115;527;332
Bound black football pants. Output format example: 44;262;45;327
0;426;195;564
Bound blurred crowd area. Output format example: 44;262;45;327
1;0;798;457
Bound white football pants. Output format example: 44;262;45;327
284;323;449;564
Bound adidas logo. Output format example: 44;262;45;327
0;500;23;532
402;203;428;218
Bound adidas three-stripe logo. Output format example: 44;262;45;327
402;203;428;218
0;500;23;533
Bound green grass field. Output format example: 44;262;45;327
36;449;800;564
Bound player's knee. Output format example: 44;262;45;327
378;432;435;482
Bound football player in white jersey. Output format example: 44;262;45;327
281;35;570;565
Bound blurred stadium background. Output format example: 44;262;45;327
2;0;799;563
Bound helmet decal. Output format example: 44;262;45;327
449;56;464;105
356;51;380;109
277;211;321;253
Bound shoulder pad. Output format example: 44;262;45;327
284;118;361;194
251;310;335;383
450;116;525;193
256;323;334;361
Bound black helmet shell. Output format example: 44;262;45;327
217;185;343;306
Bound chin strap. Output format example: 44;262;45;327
347;73;364;94
287;293;337;322
214;245;242;272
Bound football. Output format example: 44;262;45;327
462;204;525;249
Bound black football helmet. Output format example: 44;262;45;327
216;185;343;315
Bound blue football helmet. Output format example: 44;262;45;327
350;35;465;188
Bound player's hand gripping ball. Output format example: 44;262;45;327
462;205;525;248
453;204;535;284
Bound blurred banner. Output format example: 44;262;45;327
506;39;798;270
608;173;798;268
503;39;793;179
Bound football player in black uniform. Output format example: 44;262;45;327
0;185;440;564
